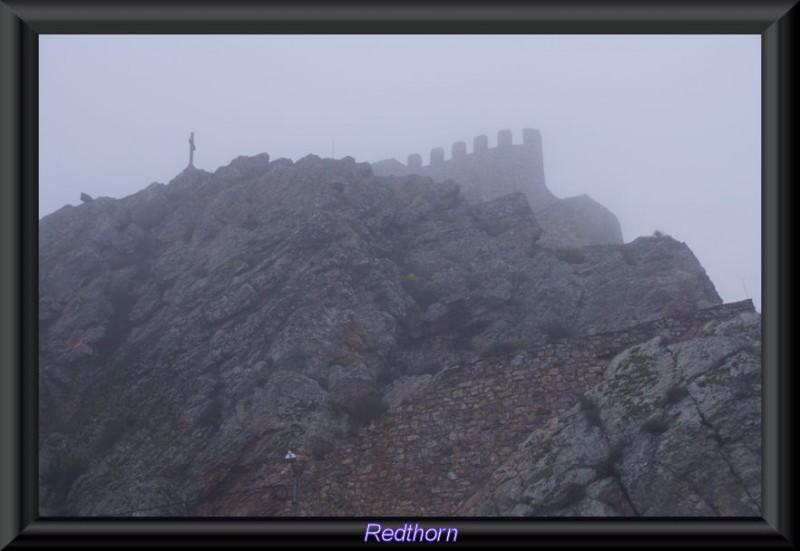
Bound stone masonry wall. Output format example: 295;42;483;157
372;129;557;209
260;300;755;516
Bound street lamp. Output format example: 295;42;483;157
285;450;299;516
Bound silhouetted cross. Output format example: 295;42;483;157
189;132;196;167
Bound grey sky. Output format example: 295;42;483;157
40;35;761;310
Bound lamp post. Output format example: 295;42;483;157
285;450;299;516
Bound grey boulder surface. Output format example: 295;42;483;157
459;310;761;516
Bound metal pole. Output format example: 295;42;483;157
285;450;299;516
291;475;298;516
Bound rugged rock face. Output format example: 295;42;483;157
459;309;761;516
38;148;756;518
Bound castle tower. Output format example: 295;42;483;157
497;129;512;148
407;153;422;172
430;147;445;165
521;128;545;196
523;128;541;148
473;135;489;154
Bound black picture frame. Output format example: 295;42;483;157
1;1;796;548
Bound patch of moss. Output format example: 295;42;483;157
695;367;729;388
621;396;657;422
606;352;658;399
529;438;553;462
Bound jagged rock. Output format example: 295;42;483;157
80;192;93;203
460;311;761;516
214;152;271;181
37;145;751;518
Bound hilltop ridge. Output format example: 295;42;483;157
38;141;757;517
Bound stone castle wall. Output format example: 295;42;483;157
372;129;558;209
371;129;624;247
261;300;755;516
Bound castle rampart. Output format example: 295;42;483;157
473;134;489;154
371;128;624;247
373;128;556;208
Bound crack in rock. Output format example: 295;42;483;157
667;344;760;513
653;460;721;515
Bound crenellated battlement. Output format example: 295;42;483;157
371;128;623;247
404;128;542;172
373;128;556;208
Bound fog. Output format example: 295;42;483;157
39;35;760;310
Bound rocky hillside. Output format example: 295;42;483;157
38;151;757;517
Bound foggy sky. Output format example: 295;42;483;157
39;35;761;310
